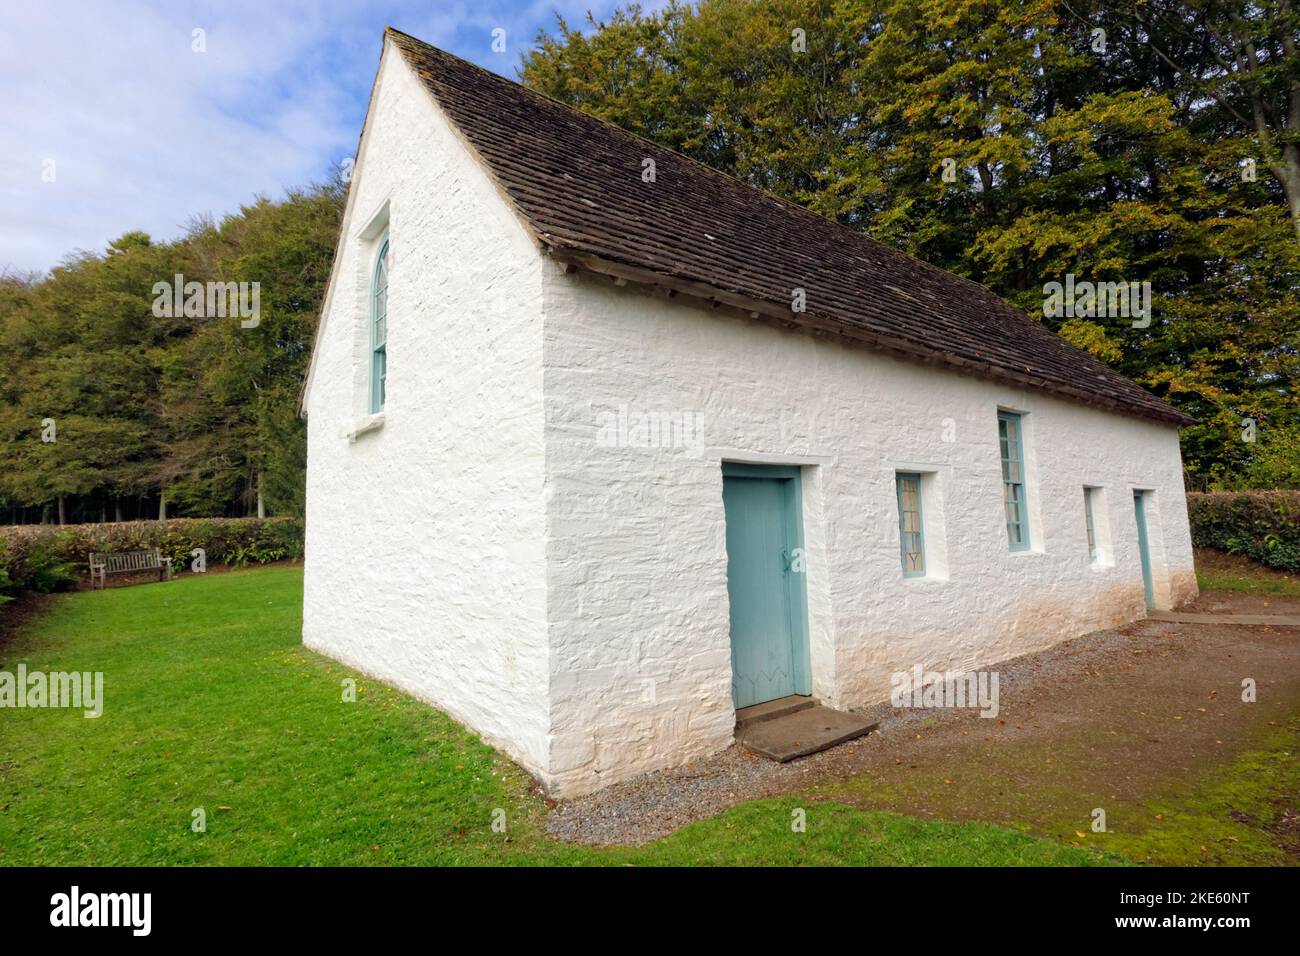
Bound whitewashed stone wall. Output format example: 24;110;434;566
302;45;551;778
540;266;1196;796
305;40;1196;799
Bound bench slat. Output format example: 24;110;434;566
88;549;167;588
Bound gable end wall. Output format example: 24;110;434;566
302;44;549;776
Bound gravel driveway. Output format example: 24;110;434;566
546;590;1300;848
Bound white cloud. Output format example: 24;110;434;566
0;0;666;274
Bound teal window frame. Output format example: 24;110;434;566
369;234;389;413
896;472;926;577
1083;486;1098;561
998;411;1030;551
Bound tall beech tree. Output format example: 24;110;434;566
0;3;1294;521
0;183;343;522
520;0;1299;489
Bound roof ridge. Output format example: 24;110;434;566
384;27;828;219
380;26;1192;428
384;25;1002;299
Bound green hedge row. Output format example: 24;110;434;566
1186;491;1300;572
0;517;304;604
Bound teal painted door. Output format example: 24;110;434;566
1134;491;1155;610
722;464;810;708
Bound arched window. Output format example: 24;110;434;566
370;235;388;412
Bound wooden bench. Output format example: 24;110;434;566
88;548;171;589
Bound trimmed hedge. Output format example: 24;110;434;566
1187;491;1300;572
0;517;304;603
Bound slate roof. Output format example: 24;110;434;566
387;27;1192;427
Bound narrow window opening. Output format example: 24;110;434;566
1084;486;1098;561
998;411;1029;551
896;472;926;576
370;235;389;413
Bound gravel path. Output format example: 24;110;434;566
546;594;1300;846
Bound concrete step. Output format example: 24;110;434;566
735;695;817;730
737;704;877;762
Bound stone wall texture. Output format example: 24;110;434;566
302;46;551;777
304;39;1198;797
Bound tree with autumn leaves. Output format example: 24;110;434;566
0;1;1294;526
522;0;1298;489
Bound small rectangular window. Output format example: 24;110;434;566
370;235;389;413
998;411;1029;551
896;472;926;576
1083;487;1098;561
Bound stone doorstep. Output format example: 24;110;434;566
737;703;879;763
734;694;817;730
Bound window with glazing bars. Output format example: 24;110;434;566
370;235;388;413
896;472;925;576
998;411;1029;550
1084;487;1098;560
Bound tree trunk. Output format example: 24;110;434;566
58;494;66;525
257;472;266;519
1138;5;1300;241
158;490;167;521
1280;147;1300;242
114;497;123;522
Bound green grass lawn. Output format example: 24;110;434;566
0;567;1115;866
1196;568;1300;599
1080;720;1300;866
1194;547;1300;598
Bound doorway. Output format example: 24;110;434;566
1133;490;1155;611
721;463;812;708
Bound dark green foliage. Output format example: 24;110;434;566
1;4;1294;514
521;0;1299;490
0;517;304;599
1187;491;1300;571
0;535;79;600
0;183;344;523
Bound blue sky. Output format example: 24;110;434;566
0;0;666;275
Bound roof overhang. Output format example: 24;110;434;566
541;240;1196;429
